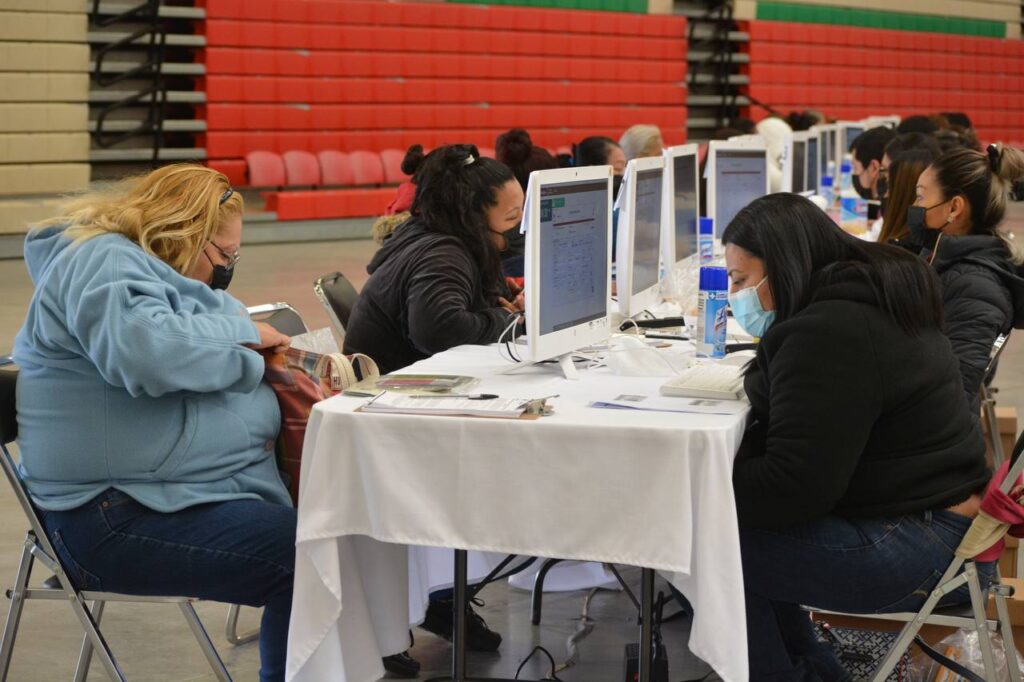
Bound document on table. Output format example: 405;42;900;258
591;393;748;416
360;392;531;419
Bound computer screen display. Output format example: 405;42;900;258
714;150;767;232
631;168;663;296
844;126;864;153
537;180;609;335
792;139;806;194
807;137;819;192
673;154;698;263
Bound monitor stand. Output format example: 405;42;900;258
497;352;579;380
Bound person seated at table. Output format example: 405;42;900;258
910;144;1024;414
343;144;523;377
495;128;557;278
849;125;895;202
12;164;296;682
877;133;943;246
619;123;663;161
723;193;992;682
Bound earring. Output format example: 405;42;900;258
946;215;955;224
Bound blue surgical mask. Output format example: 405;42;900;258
728;277;776;338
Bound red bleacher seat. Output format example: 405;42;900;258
349;150;385;185
318;150;355;186
245;150;285;187
478;147;496;159
264;188;396;220
209;159;247;186
282;150;321;186
379;149;409;185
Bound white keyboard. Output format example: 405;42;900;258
660;363;745;401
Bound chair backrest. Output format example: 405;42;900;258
282;150;321;187
318;150;354;186
313;272;359;338
246;150;286;187
349;151;385;186
0;369;64;566
247;303;309;337
379;149;409;185
983;333;1010;383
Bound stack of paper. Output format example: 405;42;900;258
360;392;531;419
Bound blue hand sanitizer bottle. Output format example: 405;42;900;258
696;266;728;359
698;217;714;264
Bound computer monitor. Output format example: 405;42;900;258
814;124;837;183
863;115;900;130
838;122;864;162
616;156;665;318
706;139;769;238
779;131;795;193
520;165;613;377
661;144;699;269
791;132;813;194
806;134;819;194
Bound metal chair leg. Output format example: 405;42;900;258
180;601;232;681
73;601;104;682
993;584;1022;682
530;559;564;626
0;539;35;681
967;564;999;681
983;387;1006;467
225;604;259;645
64;591;125;682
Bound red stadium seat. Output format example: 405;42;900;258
349;150;385;185
379;149;409;185
245;150;285;187
477;147;496;159
282;150;321;186
318;150;355;186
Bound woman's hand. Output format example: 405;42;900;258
248;322;292;354
498;293;525;314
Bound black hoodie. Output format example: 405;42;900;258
734;265;990;529
343;217;511;374
929;235;1024;413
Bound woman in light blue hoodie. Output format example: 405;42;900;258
13;164;294;682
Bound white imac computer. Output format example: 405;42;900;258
790;131;813;194
616;155;665;318
661;144;699;269
837;121;864;163
706;139;769;238
863;115;900;130
520;165;613;378
813;123;837;187
806;133;820;196
779;130;795;193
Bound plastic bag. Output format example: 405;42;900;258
907;630;1024;681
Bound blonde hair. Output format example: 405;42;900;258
618;124;664;161
930;144;1024;264
39;164;244;274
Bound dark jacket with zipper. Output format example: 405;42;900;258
929;235;1024;414
734;265;990;530
343;217;511;375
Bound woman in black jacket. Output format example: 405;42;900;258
344;144;524;375
910;144;1024;413
723;194;991;681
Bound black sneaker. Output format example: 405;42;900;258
381;651;420;678
420;597;502;652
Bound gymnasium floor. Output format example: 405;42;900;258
0;206;1021;680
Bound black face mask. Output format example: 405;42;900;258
906;201;948;250
852;173;872;200
876;176;888;201
205;251;234;291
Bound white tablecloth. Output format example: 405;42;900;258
286;344;751;682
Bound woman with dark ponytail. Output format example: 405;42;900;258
721;193;991;681
910;143;1024;413
344;144;524;375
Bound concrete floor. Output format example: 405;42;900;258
0;206;1022;680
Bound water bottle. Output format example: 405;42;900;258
838;157;865;234
698;217;714;264
696;266;728;359
820;175;835;206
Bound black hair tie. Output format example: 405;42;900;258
987;144;1001;173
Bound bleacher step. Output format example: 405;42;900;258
687;50;748;63
88;119;206;132
87;32;205;48
92;3;206;20
88;61;205;76
89;148;207;162
88;90;205;104
688;94;750;106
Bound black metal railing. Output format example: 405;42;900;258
686;0;742;130
89;0;169;166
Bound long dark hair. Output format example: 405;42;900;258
574;136;619;167
722;194;944;335
411;144;514;291
496;128;557;191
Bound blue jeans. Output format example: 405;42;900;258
741;510;993;682
39;489;296;682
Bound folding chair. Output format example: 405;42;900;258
312;272;359;341
0;368;232;682
247;302;309;337
982;333;1011;467
820;428;1024;682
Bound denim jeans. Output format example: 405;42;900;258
741;510;993;682
39;489;296;682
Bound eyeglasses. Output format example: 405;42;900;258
208;241;241;268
